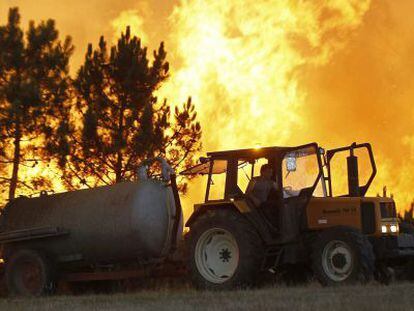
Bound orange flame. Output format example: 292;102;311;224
2;1;414;219
156;0;373;216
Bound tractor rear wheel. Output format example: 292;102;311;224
311;226;375;286
188;209;264;290
5;249;56;296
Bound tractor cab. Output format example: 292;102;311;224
182;141;378;202
182;142;322;214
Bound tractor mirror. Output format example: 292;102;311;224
286;156;297;172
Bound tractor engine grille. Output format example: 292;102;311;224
380;202;397;218
361;202;376;234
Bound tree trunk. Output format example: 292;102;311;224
116;150;122;183
115;106;124;183
8;122;21;200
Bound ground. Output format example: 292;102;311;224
0;282;413;311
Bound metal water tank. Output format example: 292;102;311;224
0;175;182;265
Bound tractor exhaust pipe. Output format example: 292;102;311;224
347;143;360;197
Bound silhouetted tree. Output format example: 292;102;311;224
0;7;73;200
56;27;201;190
399;202;414;224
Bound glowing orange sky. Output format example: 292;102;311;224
1;1;414;217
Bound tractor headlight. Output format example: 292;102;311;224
381;223;399;234
390;224;398;233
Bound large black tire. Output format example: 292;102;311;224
188;209;264;290
311;226;375;286
5;249;57;296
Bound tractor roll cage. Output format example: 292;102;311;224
181;142;377;200
325;142;377;197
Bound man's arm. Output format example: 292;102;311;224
245;178;256;194
245;178;261;206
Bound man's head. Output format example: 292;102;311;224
260;164;273;179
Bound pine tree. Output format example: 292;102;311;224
0;7;73;200
57;27;201;190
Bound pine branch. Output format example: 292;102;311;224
17;180;35;191
66;163;93;189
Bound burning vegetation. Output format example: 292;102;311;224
0;8;201;203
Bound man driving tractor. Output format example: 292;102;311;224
245;164;277;206
246;164;280;228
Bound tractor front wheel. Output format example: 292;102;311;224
311;226;375;286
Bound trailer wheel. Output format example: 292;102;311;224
188;209;264;290
311;226;375;286
5;249;56;296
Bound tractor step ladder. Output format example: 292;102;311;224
262;245;284;271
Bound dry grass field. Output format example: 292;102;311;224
0;282;414;311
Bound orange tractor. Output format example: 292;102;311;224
183;142;414;288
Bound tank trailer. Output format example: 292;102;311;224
0;158;183;295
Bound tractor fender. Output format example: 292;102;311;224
186;201;275;244
186;202;238;228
